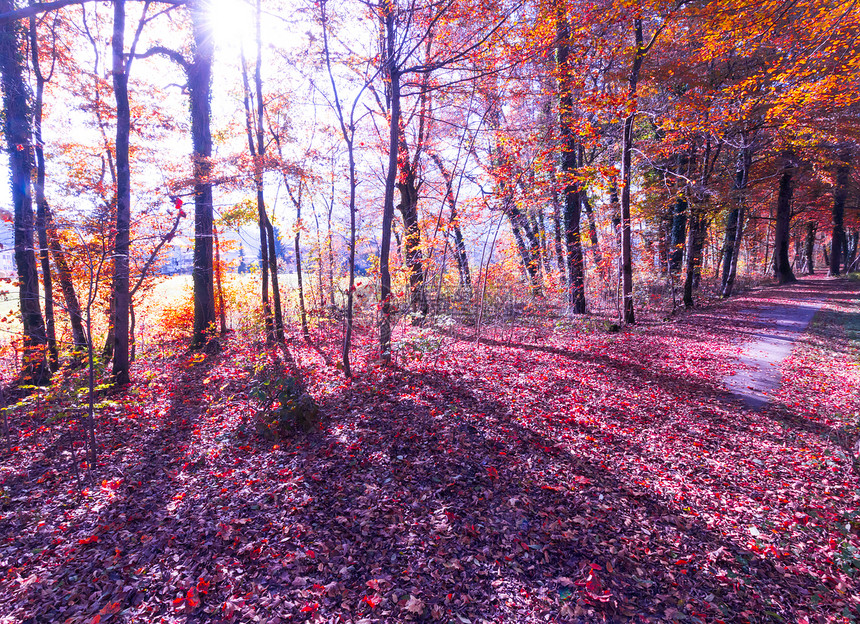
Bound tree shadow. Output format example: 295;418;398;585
0;350;223;622
291;366;850;622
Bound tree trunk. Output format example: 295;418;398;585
28;17;57;370
504;200;542;294
293;190;309;340
0;3;48;383
557;12;585;313
619;19;646;325
47;212;88;356
379;3;400;363
773;156;797;285
803;221;816;275
319;0;357;374
129;300;136;362
669;195;687;274
103;295;114;361
581;191;602;268
213;224;227;334
396;169;428;317
720;206;739;287
253;0;284;342
722;203;745;298
720;147;750;296
188;0;217;347
342;144;357;375
692;216;707;289
327;201;335;310
110;0;131;385
551;184;566;282
264;216;285;341
431;153;470;290
682;205;706;308
846;228;859;272
829;149;850;276
240;49;273;337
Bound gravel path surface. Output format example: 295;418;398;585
724;298;823;408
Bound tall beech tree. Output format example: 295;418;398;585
239;0;285;343
829;149;851;276
556;8;585;313
29;14;57;369
0;0;48;383
110;0;133;385
29;13;89;360
720;144;752;297
772;152;797;285
138;0;217;348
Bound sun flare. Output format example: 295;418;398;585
206;0;255;47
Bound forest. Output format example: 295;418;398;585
0;0;859;622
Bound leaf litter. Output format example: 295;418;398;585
0;277;858;623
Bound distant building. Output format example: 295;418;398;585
162;237;194;275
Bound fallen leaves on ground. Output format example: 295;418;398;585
0;277;858;623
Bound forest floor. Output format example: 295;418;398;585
1;276;859;624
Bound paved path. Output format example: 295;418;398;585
723;300;823;408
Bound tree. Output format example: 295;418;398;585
29;13;89;362
109;0;169;384
0;0;49;383
556;8;585;313
772;153;798;285
138;0;217;348
829;149;851;276
239;0;284;343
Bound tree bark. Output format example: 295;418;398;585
0;2;48;383
28;16;56;370
188;0;216;346
110;0;132;385
379;2;399;363
723;204;744;297
253;0;284;343
431;153;470;290
682;204;706;308
557;11;585;313
292;191;309;340
396;156;428;317
803;221;816;275
846;228;858;272
669;195;687;275
581;191;601;268
619;19;646;325
720;146;750;296
829;149;850;276
578;145;601;269
551;184;566;282
240;47;273;338
773;156;797;285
